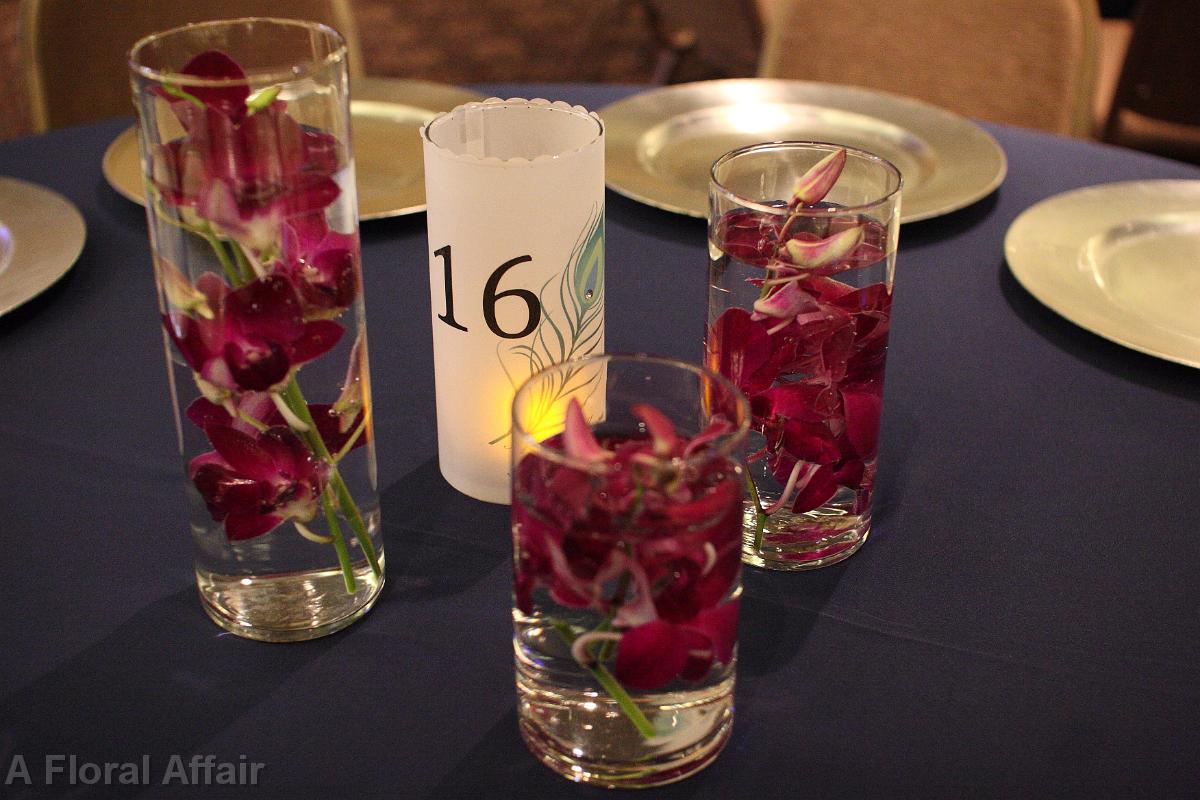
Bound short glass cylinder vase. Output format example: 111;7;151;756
510;354;749;788
130;18;384;641
706;142;901;570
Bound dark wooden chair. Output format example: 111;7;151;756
1101;0;1200;164
759;0;1102;137
638;0;763;84
21;0;364;132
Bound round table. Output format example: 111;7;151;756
1;84;1198;799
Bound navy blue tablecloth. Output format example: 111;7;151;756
1;84;1198;799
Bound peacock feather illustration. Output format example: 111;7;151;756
493;205;605;443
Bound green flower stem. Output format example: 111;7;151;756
200;227;242;286
246;85;281;114
231;243;255;283
590;663;657;738
149;196;243;286
280;379;382;580
777;208;803;249
161;82;205;110
745;468;770;551
761;208;808;301
330;470;381;576
595;570;632;663
322;488;357;593
235;409;270;433
333;417;368;463
549;620;657;740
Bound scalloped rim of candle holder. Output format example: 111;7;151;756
421;97;604;167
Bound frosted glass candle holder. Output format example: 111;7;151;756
421;98;605;503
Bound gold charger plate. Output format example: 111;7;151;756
0;177;86;316
1005;180;1200;369
102;77;485;220
601;79;1007;223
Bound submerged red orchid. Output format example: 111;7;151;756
150;50;342;249
186;395;369;457
164;272;343;396
185;392;368;542
706;148;892;517
614;600;739;690
278;214;360;318
513;398;742;694
189;423;328;541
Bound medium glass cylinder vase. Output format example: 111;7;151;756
511;354;748;788
706;142;901;570
129;18;384;640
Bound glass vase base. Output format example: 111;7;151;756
197;554;385;642
742;506;869;571
516;667;733;788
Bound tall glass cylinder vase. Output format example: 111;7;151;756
511;354;749;788
706;142;901;570
129;18;383;640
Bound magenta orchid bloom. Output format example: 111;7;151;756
716;208;781;268
164;272;343;395
151;50;342;249
614;600;739;690
186;394;366;543
186;395;368;456
784;226;864;269
790;147;846;207
513;398;742;692
707;148;892;515
186;392;275;436
277;214;360;318
189;423;328;541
